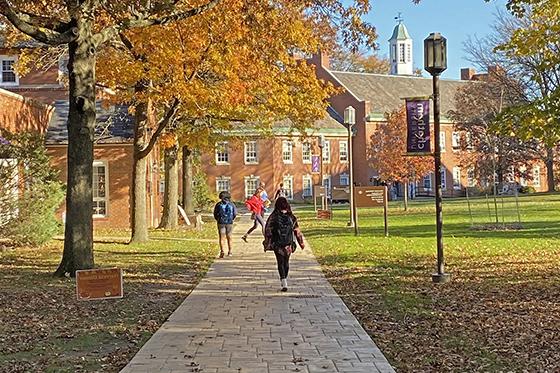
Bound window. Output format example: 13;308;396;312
302;142;312;164
466;132;474;150
216;176;231;193
302;175;312;197
322;175;331;194
1;57;17;85
407;44;412;62
339;173;349;186
440;167;447;189
519;166;527;187
93;161;108;217
283;175;294;200
392;44;397;62
244;176;260;198
439;132;446;152
282;140;293;163
452;132;460;150
467;168;475;187
215;142;229;164
339;140;348;162
423;174;432;190
533;166;541;187
453;167;461;190
399;44;405;63
322;140;330;163
244;141;258;164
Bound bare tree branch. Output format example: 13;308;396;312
138;98;181;158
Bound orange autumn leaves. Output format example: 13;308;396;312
368;107;432;183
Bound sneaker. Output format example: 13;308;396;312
227;252;233;257
241;235;248;243
219;251;224;258
281;278;288;292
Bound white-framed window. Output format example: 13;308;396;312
453;167;461;190
339;140;348;162
216;176;231;193
0;158;19;226
282;140;293;163
466;132;474;150
302;142;312;164
440;167;447;190
244;141;258;164
399;43;406;63
467;168;475;187
392;44;397;63
452;132;460;150
302;175;312;197
0;56;18;85
92;160;108;218
322;174;331;194
339;173;349;186
322;140;330;163
215;142;229;164
519;166;527;187
407;44;412;62
244;175;260;198
533;166;541;187
283;175;294;200
439;132;446;152
423;173;432;190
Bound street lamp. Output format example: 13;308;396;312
344;106;358;235
424;32;451;283
318;134;326;210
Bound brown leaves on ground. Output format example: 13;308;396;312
323;250;560;372
0;238;214;372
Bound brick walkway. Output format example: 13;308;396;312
120;218;395;373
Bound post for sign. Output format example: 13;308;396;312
383;185;389;237
344;106;358;235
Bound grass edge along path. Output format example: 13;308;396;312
300;193;560;372
0;225;218;373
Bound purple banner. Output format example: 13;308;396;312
311;155;320;173
406;99;431;154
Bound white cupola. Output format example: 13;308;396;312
389;16;413;75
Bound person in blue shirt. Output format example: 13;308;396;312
213;191;237;258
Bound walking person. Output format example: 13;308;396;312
259;182;271;213
213;191;237;258
274;183;286;200
263;197;305;292
242;188;265;242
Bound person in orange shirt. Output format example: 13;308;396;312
242;188;265;242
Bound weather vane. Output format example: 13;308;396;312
395;12;403;24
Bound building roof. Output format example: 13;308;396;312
389;23;411;40
330;70;471;120
46;100;134;145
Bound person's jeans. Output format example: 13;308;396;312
245;213;264;235
274;250;290;279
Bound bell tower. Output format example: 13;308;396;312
389;14;413;75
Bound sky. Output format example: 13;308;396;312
360;0;508;79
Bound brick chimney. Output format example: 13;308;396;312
308;50;330;70
460;68;476;80
487;65;504;77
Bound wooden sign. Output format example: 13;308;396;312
354;186;387;208
331;186;350;200
76;268;123;301
317;209;332;219
313;185;326;197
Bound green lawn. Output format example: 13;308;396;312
299;193;560;372
0;225;218;373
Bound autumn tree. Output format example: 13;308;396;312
330;48;391;74
367;107;432;209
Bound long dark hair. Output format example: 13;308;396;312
274;197;292;215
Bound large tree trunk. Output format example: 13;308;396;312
545;146;555;192
130;97;150;243
182;146;194;215
160;144;179;229
54;21;96;277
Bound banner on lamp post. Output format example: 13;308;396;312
405;97;431;155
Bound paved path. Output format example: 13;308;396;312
121;219;395;373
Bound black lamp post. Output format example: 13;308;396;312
424;32;451;283
344;106;358;235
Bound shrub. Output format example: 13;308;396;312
519;185;536;194
192;170;214;211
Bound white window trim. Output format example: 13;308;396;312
440;168;447;190
533;166;541;187
339;140;348;163
467;168;476;187
453;167;461;190
302;174;312;197
439;132;446;153
92;160;109;218
283;175;294;200
0;55;19;86
339;172;349;186
215;141;229;165
302;142;312;164
244;141;258;165
322;140;331;163
423;173;432;191
452;132;460;150
216;176;232;193
244;175;260;199
282;140;293;164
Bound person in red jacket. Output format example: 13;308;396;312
242;188;265;242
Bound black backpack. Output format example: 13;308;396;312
273;213;295;248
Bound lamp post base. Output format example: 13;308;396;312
432;272;451;283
